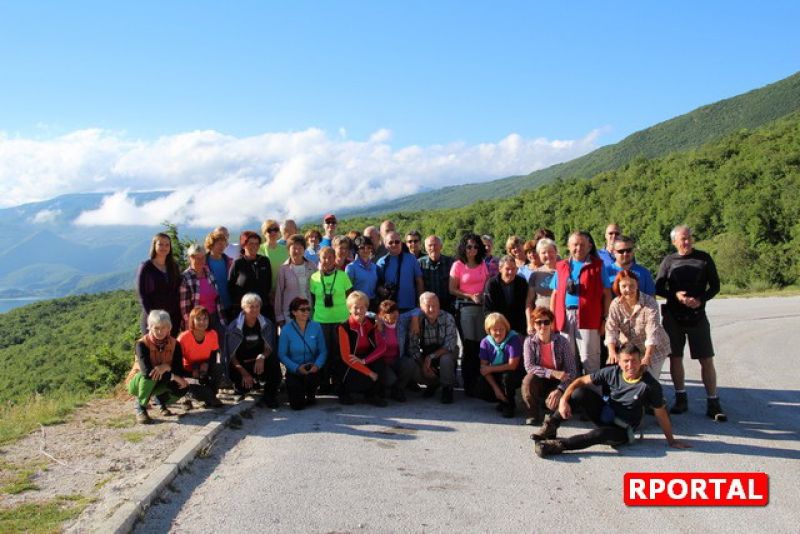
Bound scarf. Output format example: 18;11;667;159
485;331;517;366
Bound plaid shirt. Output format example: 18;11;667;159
409;311;458;360
179;266;221;328
419;254;454;310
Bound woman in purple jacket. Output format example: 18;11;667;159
136;233;181;336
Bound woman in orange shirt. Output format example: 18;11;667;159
176;306;224;408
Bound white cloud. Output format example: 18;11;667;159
0;127;602;226
30;208;61;223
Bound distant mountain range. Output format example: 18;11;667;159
346;70;800;216
2;70;799;303
0;192;177;299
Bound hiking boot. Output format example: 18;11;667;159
158;406;173;416
204;397;224;408
257;395;280;409
423;383;440;398
390;386;407;403
368;395;388;407
530;414;560;442
501;402;516;419
136;411;153;425
441;386;454;404
305;395;317;407
670;391;688;414
706;398;727;422
535;439;565;458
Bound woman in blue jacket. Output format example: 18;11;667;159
278;297;328;410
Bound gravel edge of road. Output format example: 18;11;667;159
91;399;256;534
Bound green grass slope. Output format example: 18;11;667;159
351;70;800;216
0;291;140;406
341;111;800;290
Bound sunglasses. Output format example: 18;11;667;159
534;320;552;326
388;240;401;245
267;227;280;233
615;248;633;254
325;221;337;225
296;307;311;312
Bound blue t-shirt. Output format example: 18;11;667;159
377;252;423;310
605;262;656;296
550;259;611;308
518;265;534;281
207;257;231;308
598;248;616;269
345;258;379;299
320;236;333;248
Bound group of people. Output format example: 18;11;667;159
130;215;724;458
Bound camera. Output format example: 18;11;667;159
324;294;334;308
566;277;579;296
384;282;398;301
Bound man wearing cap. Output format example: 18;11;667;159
604;235;656;296
377;231;424;313
320;214;338;248
598;223;621;269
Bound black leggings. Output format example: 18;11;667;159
552;388;630;450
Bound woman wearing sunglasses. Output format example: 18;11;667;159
278;297;327;410
521;306;576;426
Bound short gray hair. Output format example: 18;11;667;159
498;254;517;266
536;238;557;254
241;292;262;308
670;224;692;242
419;291;439;305
186;243;204;258
147;309;172;331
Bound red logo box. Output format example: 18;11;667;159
624;473;769;506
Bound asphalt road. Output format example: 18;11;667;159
136;297;800;533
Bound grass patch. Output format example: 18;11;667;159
0;394;87;446
120;431;150;444
105;414;136;429
0;460;48;495
93;475;114;490
0;494;92;534
718;283;800;298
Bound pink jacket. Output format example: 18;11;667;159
274;259;316;323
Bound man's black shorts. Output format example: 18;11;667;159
662;311;714;359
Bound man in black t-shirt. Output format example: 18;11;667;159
655;224;726;421
532;344;691;458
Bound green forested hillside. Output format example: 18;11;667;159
342;112;800;288
351;70;800;215
0;291;140;406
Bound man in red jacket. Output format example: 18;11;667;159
549;231;612;377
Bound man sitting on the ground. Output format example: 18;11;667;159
532;343;691;457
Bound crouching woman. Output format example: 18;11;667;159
127;310;191;424
337;291;388;406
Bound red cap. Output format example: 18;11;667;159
323;214;337;223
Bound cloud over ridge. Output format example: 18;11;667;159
0;127;601;226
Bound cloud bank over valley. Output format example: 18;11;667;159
0;127;601;227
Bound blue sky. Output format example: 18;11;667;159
0;1;798;223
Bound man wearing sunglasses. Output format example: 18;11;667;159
377;231;424;313
320;214;338;248
604;235;656;296
598;223;622;268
